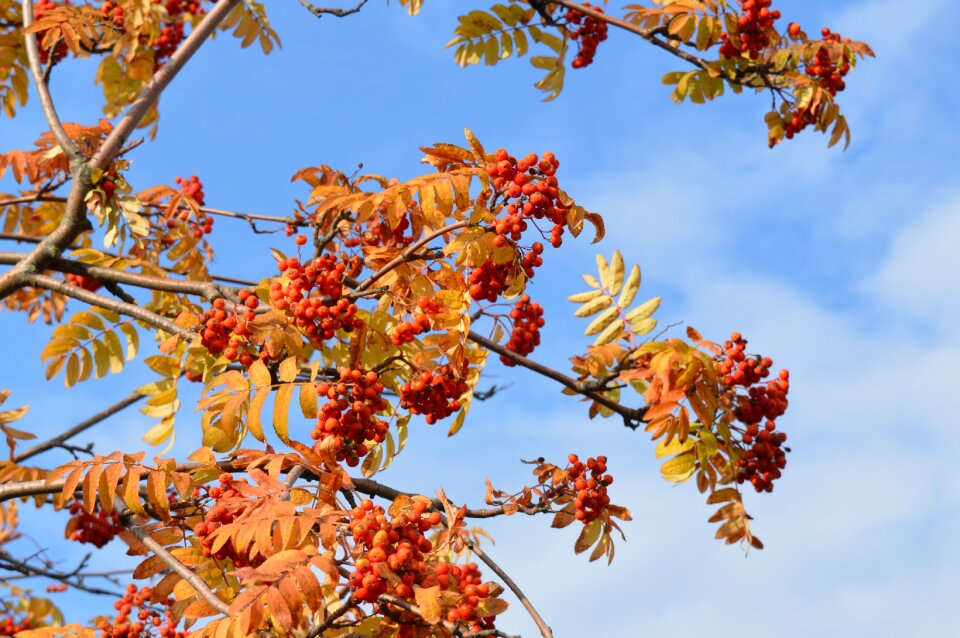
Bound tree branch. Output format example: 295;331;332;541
0;251;239;300
354;220;470;293
20;273;192;338
467;541;552;638
20;0;83;162
297;0;368;19
114;498;230;615
466;330;645;429
14;390;145;463
90;0;242;170
0;548;123;597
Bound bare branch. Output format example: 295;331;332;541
298;0;368;19
0;548;124;597
466;330;645;429
14;390;145;463
467;541;552;638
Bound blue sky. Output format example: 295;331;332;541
2;0;959;636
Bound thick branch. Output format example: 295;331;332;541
90;0;242;170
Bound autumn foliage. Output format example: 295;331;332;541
0;1;872;637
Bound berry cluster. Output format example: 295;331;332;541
735;369;790;425
467;259;515;303
500;295;544;365
736;420;788;493
565;3;608;69
719;0;781;60
0;615;30;635
719;332;791;492
312;368;389;465
65;500;121;548
347;498;439;604
198;293;262;367
270;255;363;346
66;273;103;292
96;584;185;638
100;1;124;27
164;175;213;238
193;474;260;567
566;454;613;524
719;332;773;387
436;561;495;633
399;364;468;425
33;1;70;66
805;28;851;96
391;297;442;345
472;149;565;301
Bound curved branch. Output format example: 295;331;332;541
20;0;83;161
467;541;552;638
0;548;123;597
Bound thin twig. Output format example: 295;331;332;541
298;0;368;19
467;541;552;638
14;390;145;463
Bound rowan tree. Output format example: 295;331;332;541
0;1;872;637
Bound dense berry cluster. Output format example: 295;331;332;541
392;297;442;345
100;1;124;27
65;499;121;548
736;420;788;493
347;498;438;603
96;584;185;638
782;29;852;140
163;175;213;238
500;295;544;365
198;293;262;367
565;3;608;69
719;0;781;60
436;561;495;633
467;259;515;303
805;28;851;96
33;1;69;66
270;255;363;346
471;149;565;302
719;332;791;492
312;368;388;465
0;614;30;635
193;474;261;567
719;332;772;387
566;454;613;524
66;273;103;292
399;364;468;424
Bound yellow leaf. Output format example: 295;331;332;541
608;251;625;295
584;306;619;337
660;453;696;482
273;383;293;442
618;264;641;308
574;295;612;318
